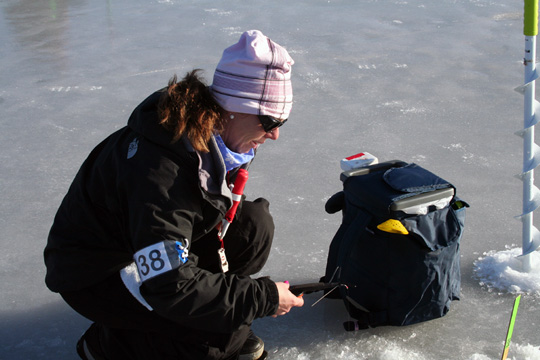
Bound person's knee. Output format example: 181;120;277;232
240;198;274;240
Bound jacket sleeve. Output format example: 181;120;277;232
121;147;279;333
141;258;279;332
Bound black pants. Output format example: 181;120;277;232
62;198;274;360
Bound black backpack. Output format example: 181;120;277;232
323;160;468;330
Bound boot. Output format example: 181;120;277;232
238;331;265;360
76;323;107;360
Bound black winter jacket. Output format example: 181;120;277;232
44;90;279;333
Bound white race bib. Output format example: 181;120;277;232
134;239;189;282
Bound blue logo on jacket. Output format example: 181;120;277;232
175;239;189;264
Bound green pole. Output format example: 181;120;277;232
500;295;522;360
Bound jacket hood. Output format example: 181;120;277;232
127;89;182;153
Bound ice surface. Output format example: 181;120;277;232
1;0;540;359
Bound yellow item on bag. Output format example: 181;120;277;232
377;219;409;235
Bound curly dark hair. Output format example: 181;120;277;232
158;70;224;152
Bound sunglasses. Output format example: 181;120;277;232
257;115;288;133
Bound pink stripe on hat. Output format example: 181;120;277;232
210;30;294;119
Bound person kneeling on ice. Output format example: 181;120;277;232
43;30;304;360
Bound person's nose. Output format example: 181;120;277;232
264;128;280;140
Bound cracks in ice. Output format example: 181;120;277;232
443;143;489;167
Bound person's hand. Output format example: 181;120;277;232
273;281;304;317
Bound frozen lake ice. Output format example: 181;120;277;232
1;0;539;359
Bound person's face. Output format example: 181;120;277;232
220;113;281;154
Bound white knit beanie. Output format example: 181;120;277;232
210;30;294;119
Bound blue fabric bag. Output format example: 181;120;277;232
323;160;468;329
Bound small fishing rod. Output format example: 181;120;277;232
217;168;248;273
289;282;342;296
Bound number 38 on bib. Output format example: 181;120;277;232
134;239;189;282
